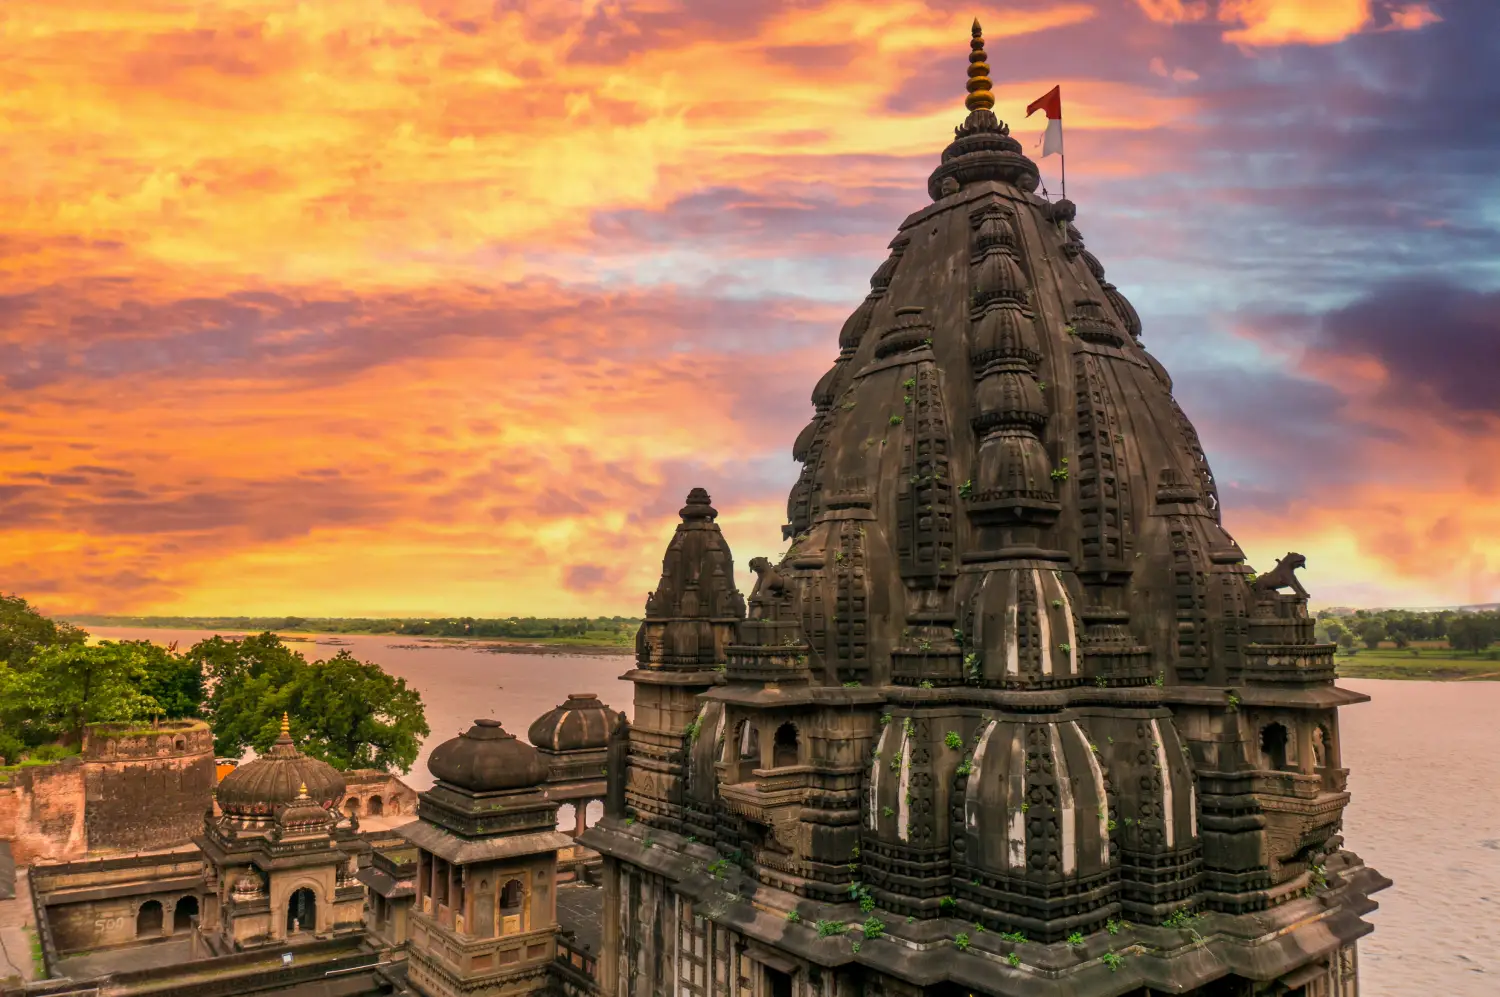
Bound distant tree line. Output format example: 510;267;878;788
66;614;639;640
0;595;428;773
1315;607;1499;653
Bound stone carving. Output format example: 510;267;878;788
1254;552;1310;600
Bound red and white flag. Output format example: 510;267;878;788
1026;85;1063;159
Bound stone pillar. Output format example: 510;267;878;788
575;800;589;837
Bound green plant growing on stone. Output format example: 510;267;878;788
685;717;702;741
1007;953;1021;968
1101;952;1124;972
785;910;800;923
1051;457;1070;481
843;680;860;688
862;917;885;939
816;919;847;938
938;895;957;912
890;414;903;425
999;930;1027;943
1225;690;1241;712
1096;675;1107;687
953;932;970;951
1105;918;1123;935
918;680;934;689
1058;642;1071;653
959;478;973;498
882;805;894;817
880;713;891;726
956;759;972;776
945;731;963;749
1154;671;1165;686
903;378;916;390
1067;932;1084;946
1051;599;1062;608
1107;818;1118;831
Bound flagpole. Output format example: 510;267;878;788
1060;121;1066;199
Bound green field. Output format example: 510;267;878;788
1334;645;1500;681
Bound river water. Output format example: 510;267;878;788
88;627;1498;996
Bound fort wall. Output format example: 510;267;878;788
0;760;87;866
81;721;217;853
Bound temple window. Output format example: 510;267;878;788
1260;723;1290;771
772;723;800;768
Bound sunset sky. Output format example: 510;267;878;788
2;0;1496;617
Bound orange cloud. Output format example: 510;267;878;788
1135;0;1443;46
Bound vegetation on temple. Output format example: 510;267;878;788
0;595;429;772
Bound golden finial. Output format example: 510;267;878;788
280;712;291;738
966;18;995;112
298;782;308;796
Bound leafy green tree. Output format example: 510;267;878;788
277;652;429;773
1448;614;1497;653
196;633;428;773
195;633;306;758
132;640;205;718
0;642;161;744
0;594;86;668
1356;619;1386;650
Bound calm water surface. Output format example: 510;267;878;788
91;628;1498;996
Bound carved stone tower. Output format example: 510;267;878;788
587;22;1387;997
401;720;572;997
626;488;746;831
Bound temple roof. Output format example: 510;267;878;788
215;714;345;817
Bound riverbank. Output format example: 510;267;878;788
68;619;635;653
1335;649;1500;681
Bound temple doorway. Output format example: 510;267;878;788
173;896;199;932
287;888;317;934
136;900;163;937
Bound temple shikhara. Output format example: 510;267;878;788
0;23;1387;997
586;22;1388;997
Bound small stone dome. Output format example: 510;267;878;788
428;719;548;792
277;785;334;831
216;715;345;817
527;693;621;753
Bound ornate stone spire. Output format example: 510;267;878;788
965;19;994;112
279;712;291;741
928;20;1039;199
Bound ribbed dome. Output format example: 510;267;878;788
277;786;335;831
528;693;621;752
216;716;345;817
428;719;548;792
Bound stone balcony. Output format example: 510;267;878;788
1242;642;1337;685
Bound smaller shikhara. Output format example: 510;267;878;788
585;22;1387;997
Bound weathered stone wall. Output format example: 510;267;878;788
340;770;419;819
81;721;217;853
0;760;87;865
31;848;205;954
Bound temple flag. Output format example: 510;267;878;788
1026;85;1063;159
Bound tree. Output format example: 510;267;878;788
1448;614;1497;653
278;652;429;773
0;594;86;668
195;633;305;758
133;640;205;719
197;633;428;772
0;642;161;744
1356;619;1386;650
